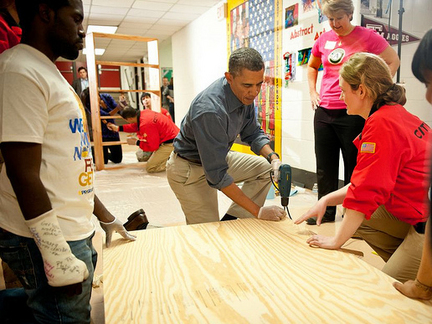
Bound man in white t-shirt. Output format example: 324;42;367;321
0;1;134;323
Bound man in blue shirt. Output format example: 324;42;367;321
167;47;285;225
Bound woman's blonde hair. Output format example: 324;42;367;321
340;52;406;110
322;0;354;19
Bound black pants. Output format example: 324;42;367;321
102;138;123;164
314;107;365;218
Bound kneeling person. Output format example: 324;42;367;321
166;47;286;225
108;108;179;173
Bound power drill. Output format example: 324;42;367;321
271;164;292;219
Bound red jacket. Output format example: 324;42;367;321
344;104;430;225
161;108;172;121
122;110;179;152
0;14;21;54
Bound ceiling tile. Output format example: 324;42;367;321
150;24;182;32
127;8;165;18
92;0;135;7
87;15;124;25
132;1;174;11
177;0;220;6
170;4;211;15
116;27;148;36
90;5;129;15
123;16;158;24
147;28;174;36
162;11;200;21
94;39;112;47
77;0;218;62
119;22;154;29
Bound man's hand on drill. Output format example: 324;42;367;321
271;159;282;182
258;206;286;221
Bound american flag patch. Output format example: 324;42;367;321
361;142;376;153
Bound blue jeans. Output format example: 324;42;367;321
0;228;97;324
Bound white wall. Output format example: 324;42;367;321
159;38;173;70
172;1;228;125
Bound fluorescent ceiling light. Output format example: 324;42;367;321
82;48;106;56
86;25;118;34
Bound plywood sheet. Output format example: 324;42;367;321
103;218;432;323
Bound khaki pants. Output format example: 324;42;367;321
166;151;272;224
356;205;424;282
145;143;174;173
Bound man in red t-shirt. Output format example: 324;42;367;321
108;107;179;173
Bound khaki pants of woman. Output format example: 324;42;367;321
356;205;425;282
166;151;272;225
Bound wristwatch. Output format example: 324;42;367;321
267;152;280;163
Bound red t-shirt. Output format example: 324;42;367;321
344;104;430;224
312;26;389;110
122;110;179;152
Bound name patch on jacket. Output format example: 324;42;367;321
361;142;376;154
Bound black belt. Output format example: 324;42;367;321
176;152;201;165
162;138;174;144
414;221;426;234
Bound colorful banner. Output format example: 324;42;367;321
361;16;420;46
227;0;283;156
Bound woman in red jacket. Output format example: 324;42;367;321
295;52;430;283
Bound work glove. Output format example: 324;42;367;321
271;158;282;182
258;206;286;221
100;218;137;248
25;210;89;287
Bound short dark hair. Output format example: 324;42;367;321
228;47;264;77
16;0;72;29
412;28;432;84
141;92;151;102
78;66;87;73
80;87;90;108
121;107;138;119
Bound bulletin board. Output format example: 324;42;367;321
282;0;328;86
227;0;283;157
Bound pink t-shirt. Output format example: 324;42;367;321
312;26;389;110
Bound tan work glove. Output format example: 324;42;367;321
258;206;286;221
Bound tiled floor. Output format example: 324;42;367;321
90;144;385;323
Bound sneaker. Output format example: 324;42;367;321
306;215;335;225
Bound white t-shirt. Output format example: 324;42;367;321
0;44;95;240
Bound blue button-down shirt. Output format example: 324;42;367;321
174;77;269;190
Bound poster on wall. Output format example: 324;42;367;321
302;0;315;13
230;2;250;51
285;4;298;28
282;0;328;85
227;0;283;154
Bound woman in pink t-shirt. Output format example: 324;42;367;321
306;0;399;225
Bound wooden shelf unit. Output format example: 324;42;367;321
85;32;161;170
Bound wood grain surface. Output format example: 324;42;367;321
103;218;432;323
